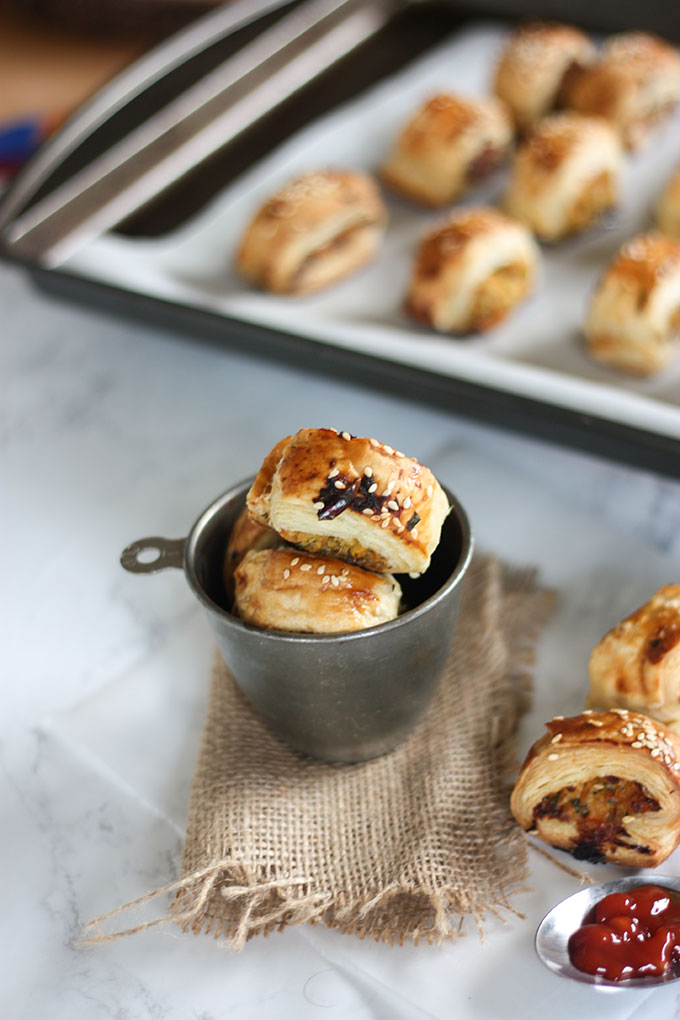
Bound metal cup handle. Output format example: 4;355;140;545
120;536;185;573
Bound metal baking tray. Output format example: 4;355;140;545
2;0;679;478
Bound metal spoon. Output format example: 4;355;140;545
535;875;680;989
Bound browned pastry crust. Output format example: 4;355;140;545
233;547;402;633
246;428;449;575
235;170;387;294
510;710;680;867
380;93;512;206
587;586;680;732
405;206;539;333
585;232;680;375
222;508;279;601
493;21;596;131
504;112;622;241
656;168;680;241
563;32;680;150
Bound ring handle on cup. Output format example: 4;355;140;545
120;536;185;573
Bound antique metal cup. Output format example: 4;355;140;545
121;478;473;762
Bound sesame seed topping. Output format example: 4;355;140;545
364;466;373;477
334;481;346;490
369;438;380;448
408;571;421;579
341;568;349;576
651;748;661;757
328;467;339;478
613;708;629;716
341;431;351;441
381;519;390;528
411;528;419;538
362;508;373;516
283;569;290;579
322;575;330;584
291;557;300;566
383;445;394;455
547;753;559;761
589;719;604;727
551;733;563;743
583;709;594;714
388;500;399;511
631;741;643;748
300;564;311;572
331;576;339;587
317;565;325;575
395;521;404;532
396;450;404;457
553;715;564;720
622;815;634;824
638;732;646;740
384;482;394;494
368;483;378;493
403;497;412;509
313;501;324;509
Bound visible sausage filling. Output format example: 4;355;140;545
469;261;530;330
568;170;616;233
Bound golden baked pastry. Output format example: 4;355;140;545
510;710;680;867
587;586;680;732
405;207;539;333
563;32;680;150
493;21;595;131
223;507;279;601
235;170;387;294
380;93;512;206
246;428;449;575
233;547;402;633
584;232;680;375
504;113;622;241
656;168;680;241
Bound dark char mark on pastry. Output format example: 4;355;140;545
314;470;388;521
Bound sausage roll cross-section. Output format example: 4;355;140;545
406;207;539;333
564;32;680;150
504;113;622;242
656;169;680;242
380;93;512;207
493;21;596;131
235;170;387;295
247;428;449;575
233;547;402;634
584;232;680;375
510;710;680;867
223;507;280;601
588;585;680;733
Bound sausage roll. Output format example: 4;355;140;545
493;21;596;131
246;428;449;575
587;586;680;732
235;170;387;294
584;232;680;375
504;113;622;242
656;169;680;241
380;93;512;207
405;207;539;333
563;33;680;150
223;508;279;601
510;710;680;867
233;548;402;634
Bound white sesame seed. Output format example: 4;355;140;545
631;741;643;748
411;528;419;538
334;481;346;490
583;709;593;714
383;445;394;455
341;568;349;576
300;564;311;572
341;431;351;441
362;508;373;516
328;467;339;478
317;565;325;575
403;496;412;509
368;483;377;493
651;748;661;757
408;571;421;579
551;733;563;744
622;815;634;824
283;569;290;579
388;500;399;511
291;557;300;566
396;450;404;458
323;575;330;584
395;521;404;532
381;519;390;528
331;576;339;587
364;466;373;477
589;720;604;727
553;715;564;720
369;438;379;448
384;482;394;494
547;753;559;761
313;501;324;509
638;732;646;740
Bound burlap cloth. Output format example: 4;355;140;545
84;555;555;950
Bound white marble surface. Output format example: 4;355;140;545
3;259;680;1020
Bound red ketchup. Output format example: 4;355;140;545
568;884;680;981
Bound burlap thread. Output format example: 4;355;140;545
83;555;555;950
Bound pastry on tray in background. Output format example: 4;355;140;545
493;21;595;132
587;585;680;732
504;113;622;242
246;427;449;575
584;232;680;375
223;508;279;601
235;170;387;295
405;206;539;333
563;32;680;150
656;168;680;241
510;710;680;867
380;93;512;206
233;547;402;633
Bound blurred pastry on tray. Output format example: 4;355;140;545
656;168;680;241
504;112;622;242
380;93;512;206
563;32;680;150
584;232;680;375
246;427;449;575
493;21;595;131
510;710;680;867
235;170;387;295
233;547;402;633
587;585;680;733
405;207;539;334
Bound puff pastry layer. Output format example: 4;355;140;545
584;232;680;375
380;93;512;206
493;21;595;131
406;207;539;333
510;710;680;867
504;113;621;241
656;169;680;241
233;548;402;633
223;507;279;601
236;170;387;294
564;32;680;150
587;586;680;732
246;428;449;575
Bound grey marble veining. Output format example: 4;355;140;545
3;261;680;1020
